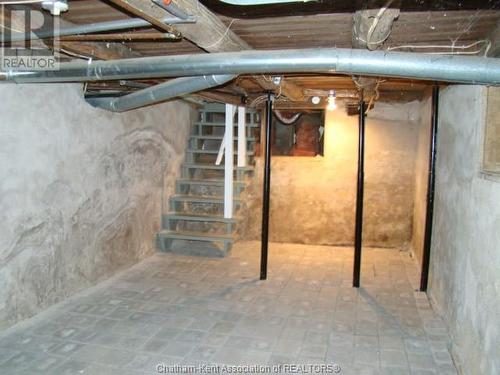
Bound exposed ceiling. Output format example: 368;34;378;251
2;0;500;108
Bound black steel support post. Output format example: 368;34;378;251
353;100;366;288
260;93;274;280
420;85;440;292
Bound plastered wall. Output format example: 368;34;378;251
239;101;421;248
429;85;500;375
0;84;192;329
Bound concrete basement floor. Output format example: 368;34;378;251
0;241;457;375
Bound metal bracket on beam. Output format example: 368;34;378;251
151;0;197;22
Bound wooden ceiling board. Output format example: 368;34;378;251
38;1;499;100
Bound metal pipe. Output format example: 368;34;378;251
58;32;178;41
3;48;500;85
86;74;236;112
3;16;195;42
119;80;150;89
260;93;274;281
353;99;366;288
420;85;439;292
151;0;195;21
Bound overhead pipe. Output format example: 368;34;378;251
3;16;195;43
3;48;500;85
86;74;236;112
58;32;179;42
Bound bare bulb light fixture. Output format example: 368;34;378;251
311;96;321;105
327;90;337;111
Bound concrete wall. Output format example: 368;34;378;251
429;85;500;375
240;101;421;248
0;84;192;330
411;96;432;263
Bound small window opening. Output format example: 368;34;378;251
256;110;325;157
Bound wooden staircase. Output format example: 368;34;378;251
157;103;259;257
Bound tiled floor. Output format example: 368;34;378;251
0;241;457;375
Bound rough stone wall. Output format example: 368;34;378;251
411;96;432;263
0;84;193;330
239;101;420;248
428;85;500;375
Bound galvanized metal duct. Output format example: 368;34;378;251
86;74;236;112
2;48;499;85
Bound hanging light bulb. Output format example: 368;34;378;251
327;90;337;111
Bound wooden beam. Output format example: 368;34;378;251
257;91;424;110
150;0;251;52
195;90;243;106
59;41;141;60
107;0;304;100
252;76;305;101
106;0;180;36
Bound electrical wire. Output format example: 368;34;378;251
202;19;237;50
275;82;282;99
249;92;289;108
249;95;268;107
387;39;491;56
58;48;93;61
365;80;381;114
0;23;24;34
365;0;395;50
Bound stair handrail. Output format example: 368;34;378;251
215;106;247;167
216;104;247;218
223;104;235;219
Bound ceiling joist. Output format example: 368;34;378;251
13;1;497;104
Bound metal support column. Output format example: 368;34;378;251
260;93;274;280
420;85;440;292
353;99;366;288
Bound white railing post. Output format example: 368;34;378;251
224;104;235;219
237;106;247;167
215;133;225;166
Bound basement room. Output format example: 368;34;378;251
0;1;499;374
